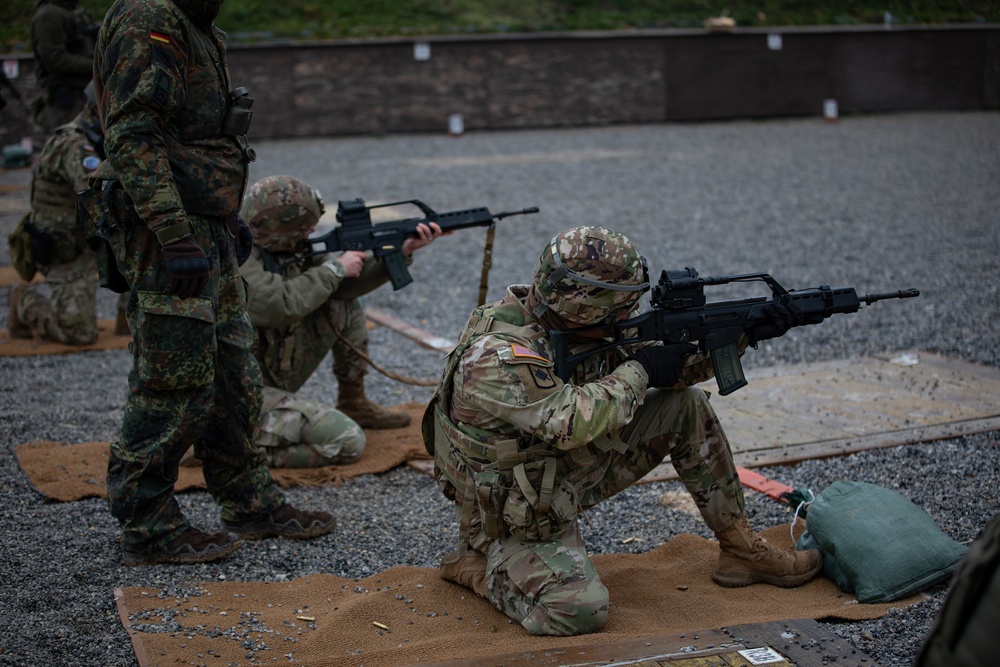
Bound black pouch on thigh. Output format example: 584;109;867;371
133;291;216;390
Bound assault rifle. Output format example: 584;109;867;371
550;267;919;395
305;198;539;290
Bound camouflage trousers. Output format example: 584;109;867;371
15;251;100;344
106;215;284;550
471;386;744;636
254;386;365;468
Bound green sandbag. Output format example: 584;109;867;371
795;480;968;603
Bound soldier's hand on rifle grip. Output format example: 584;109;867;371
628;343;698;388
325;251;366;279
749;301;803;345
161;237;210;299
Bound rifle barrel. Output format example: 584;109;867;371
861;288;920;305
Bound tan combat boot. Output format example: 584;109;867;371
713;515;823;588
336;375;411;429
439;549;489;598
7;285;32;339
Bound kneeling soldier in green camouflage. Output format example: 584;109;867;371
240;175;443;467
423;226;823;636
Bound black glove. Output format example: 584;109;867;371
628;343;698;388
748;301;804;345
161;236;210;299
226;215;254;266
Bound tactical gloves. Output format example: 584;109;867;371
628;342;698;388
748;300;815;345
161;237;210;299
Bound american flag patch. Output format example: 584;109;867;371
150;31;170;44
510;345;548;363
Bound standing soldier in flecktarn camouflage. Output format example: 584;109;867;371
8;82;128;344
238;175;443;468
87;0;335;566
30;0;99;134
423;226;824;636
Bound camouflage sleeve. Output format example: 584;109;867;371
241;251;343;329
32;10;94;77
454;336;648;450
63;133;102;195
95;1;197;239
329;252;412;301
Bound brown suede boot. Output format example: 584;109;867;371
713;515;823;588
336;375;411;429
7;285;32;339
439;549;489;598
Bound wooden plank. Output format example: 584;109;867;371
410;618;879;666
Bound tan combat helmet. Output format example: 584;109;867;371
241;175;325;253
531;226;649;325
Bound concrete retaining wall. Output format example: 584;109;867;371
2;24;998;147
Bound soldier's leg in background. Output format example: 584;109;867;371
107;221;219;549
255;387;365;468
329;298;368;381
331;298;412;428
485;522;609;636
43;251;100;344
195;220;283;521
10;253;98;344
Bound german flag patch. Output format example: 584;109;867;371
150;31;170;44
510;344;548;363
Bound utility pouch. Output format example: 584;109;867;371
77;184;130;293
475;468;509;540
8;213;40;281
223;86;256;163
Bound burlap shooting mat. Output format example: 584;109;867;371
13;403;430;502
115;525;919;667
0;318;131;355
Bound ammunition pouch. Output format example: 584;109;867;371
222;86;256;163
77;182;130;293
431;400;572;543
8;213;53;281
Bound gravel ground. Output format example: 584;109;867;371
1;111;998;666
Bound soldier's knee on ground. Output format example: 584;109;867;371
519;575;610;636
302;409;366;463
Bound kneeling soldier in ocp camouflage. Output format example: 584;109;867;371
423;226;824;636
239;175;444;468
7;81;128;344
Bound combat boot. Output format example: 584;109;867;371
7;285;32;339
122;527;243;566
439;548;489;598
223;503;336;540
713;514;823;588
336;375;411;429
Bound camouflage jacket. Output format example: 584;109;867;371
31;112;102;232
241;247;401;392
31;0;95;90
92;0;247;243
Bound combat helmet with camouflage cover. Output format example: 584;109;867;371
241;175;325;253
531;226;649;326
